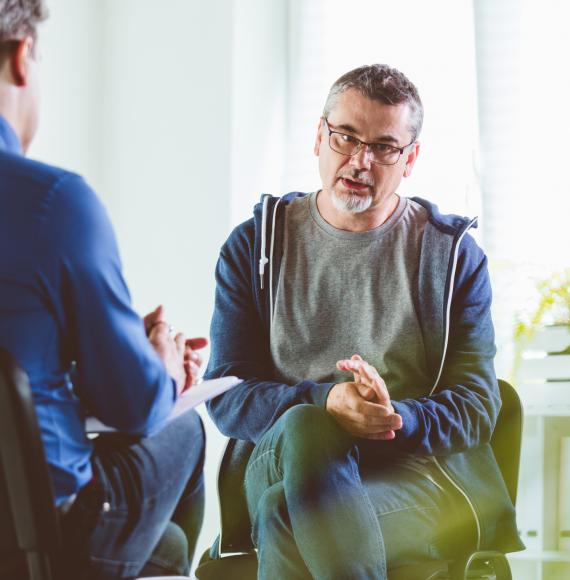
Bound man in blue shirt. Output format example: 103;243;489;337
0;1;206;577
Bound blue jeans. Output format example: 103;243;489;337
60;410;205;579
245;405;450;580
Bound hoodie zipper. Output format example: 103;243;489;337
429;216;482;551
258;195;270;290
258;196;282;329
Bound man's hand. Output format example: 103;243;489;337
326;354;402;440
143;304;166;335
144;305;208;394
326;381;402;440
148;321;186;395
336;354;392;410
183;337;208;390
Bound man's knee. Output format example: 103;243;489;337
140;521;190;577
182;410;206;474
270;405;352;469
189;409;206;454
160;409;205;479
251;482;288;535
278;404;338;440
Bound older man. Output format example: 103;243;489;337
0;1;206;577
205;64;522;578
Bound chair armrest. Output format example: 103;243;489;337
451;550;511;580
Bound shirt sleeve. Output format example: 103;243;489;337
38;173;176;435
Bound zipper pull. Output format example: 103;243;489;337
259;256;269;290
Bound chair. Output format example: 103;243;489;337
0;347;188;580
389;379;523;579
196;379;523;580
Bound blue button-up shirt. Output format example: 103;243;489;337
0;116;176;503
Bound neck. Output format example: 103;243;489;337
316;189;400;232
0;80;26;152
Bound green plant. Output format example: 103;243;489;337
511;269;570;383
514;269;570;342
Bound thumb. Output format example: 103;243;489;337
143;304;165;334
355;383;377;402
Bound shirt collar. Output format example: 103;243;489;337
0;115;23;155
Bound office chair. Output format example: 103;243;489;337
0;347;189;580
196;379;523;580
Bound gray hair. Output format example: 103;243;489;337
323;64;424;142
0;0;47;41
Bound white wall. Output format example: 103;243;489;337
31;0;104;183
30;0;234;570
230;0;288;225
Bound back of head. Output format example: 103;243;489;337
0;0;47;67
323;64;424;142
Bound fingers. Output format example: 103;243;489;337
328;366;401;440
183;354;201;389
358;384;377;401
336;353;362;370
174;331;186;354
327;382;402;437
327;381;394;419
336;415;398;439
337;357;388;404
148;320;170;345
364;430;396;441
342;359;380;384
183;359;196;393
143;305;165;335
147;322;185;393
186;337;208;350
349;403;403;430
336;356;366;390
183;337;207;387
148;323;206;393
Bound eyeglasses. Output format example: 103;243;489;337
323;118;414;166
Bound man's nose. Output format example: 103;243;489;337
349;145;373;169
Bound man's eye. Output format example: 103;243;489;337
340;134;358;144
371;143;395;153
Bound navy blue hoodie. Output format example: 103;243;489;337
206;192;523;554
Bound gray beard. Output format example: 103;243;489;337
331;188;373;214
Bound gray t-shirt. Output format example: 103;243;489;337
271;192;432;400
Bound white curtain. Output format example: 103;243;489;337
474;0;570;375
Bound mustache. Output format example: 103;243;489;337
336;170;374;187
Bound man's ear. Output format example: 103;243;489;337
314;117;324;156
403;141;420;178
10;37;34;87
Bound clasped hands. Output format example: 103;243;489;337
143;305;207;396
326;355;402;440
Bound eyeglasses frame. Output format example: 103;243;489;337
323;117;415;166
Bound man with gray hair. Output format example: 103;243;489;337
203;64;522;578
0;1;206;577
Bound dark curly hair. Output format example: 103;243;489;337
0;0;47;41
323;64;424;142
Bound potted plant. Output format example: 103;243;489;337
513;268;570;386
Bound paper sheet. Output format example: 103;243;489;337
85;376;241;433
